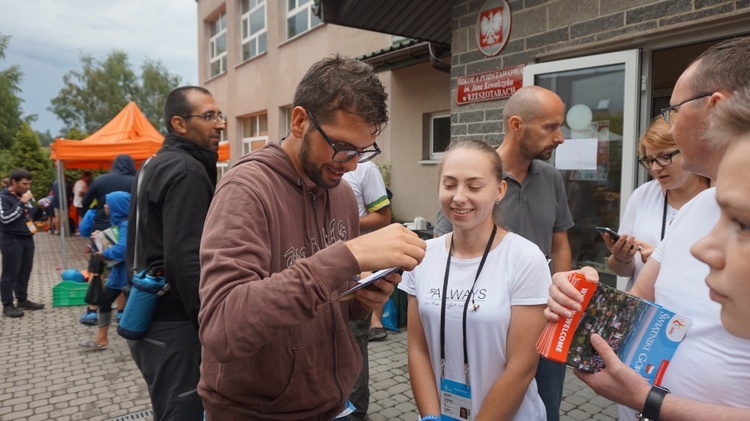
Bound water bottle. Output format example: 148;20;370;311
117;265;168;340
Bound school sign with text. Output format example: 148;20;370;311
456;64;524;105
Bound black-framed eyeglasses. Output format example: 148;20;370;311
638;149;680;170
306;110;381;163
660;92;713;124
180;111;227;124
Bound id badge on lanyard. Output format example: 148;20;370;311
440;377;472;420
25;200;37;233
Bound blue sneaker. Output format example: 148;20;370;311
80;310;97;325
116;310;124;323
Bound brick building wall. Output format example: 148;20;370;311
450;0;750;145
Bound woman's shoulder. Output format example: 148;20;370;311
422;235;446;257
498;232;549;263
632;180;663;197
627;180;664;210
501;231;538;250
494;234;551;289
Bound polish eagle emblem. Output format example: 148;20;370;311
480;9;503;46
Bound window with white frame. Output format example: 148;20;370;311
209;12;227;77
216;162;229;181
282;106;293;138
287;0;322;39
242;113;269;155
240;0;266;61
429;112;451;160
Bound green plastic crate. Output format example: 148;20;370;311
52;281;88;307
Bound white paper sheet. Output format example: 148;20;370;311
555;138;598;170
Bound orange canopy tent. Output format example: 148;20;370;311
50;101;229;169
49;101;230;267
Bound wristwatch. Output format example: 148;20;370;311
636;384;670;420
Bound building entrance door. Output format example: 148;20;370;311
524;50;640;288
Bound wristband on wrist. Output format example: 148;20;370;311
613;254;634;264
421;416;441;421
636;385;670;420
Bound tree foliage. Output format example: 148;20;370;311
136;59;182;130
64;126;88;140
49;50;181;134
8;123;54;200
0;33;25;150
35;129;54;147
0;149;13;178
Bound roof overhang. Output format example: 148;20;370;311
314;0;451;47
358;40;450;73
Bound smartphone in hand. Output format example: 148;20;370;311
595;226;621;241
331;267;403;303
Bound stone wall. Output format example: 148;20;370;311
450;0;750;145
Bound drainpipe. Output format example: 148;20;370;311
429;43;450;73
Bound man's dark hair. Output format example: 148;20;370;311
293;54;388;135
163;86;212;134
691;36;750;94
9;168;31;183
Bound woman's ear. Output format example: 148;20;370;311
496;179;508;202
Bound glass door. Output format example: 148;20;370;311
524;50;640;288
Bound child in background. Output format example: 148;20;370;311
78;191;130;350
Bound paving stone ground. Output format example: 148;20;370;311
367;331;618;421
0;233;618;420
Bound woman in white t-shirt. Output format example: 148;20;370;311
603;117;709;290
399;139;549;421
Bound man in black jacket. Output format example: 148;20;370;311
125;86;224;421
1;169;44;317
82;154;136;231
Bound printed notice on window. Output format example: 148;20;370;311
555;138;598;170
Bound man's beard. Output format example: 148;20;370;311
299;131;341;190
519;130;554;161
534;148;554;161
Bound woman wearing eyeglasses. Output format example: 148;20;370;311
602;116;709;290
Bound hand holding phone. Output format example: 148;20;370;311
597;226;643;257
595;227;621;242
331;267;403;303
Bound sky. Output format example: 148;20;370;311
1;0;199;136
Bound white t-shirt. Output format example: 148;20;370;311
341;161;389;218
651;188;750;407
618;180;676;289
399;232;549;421
73;179;88;208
